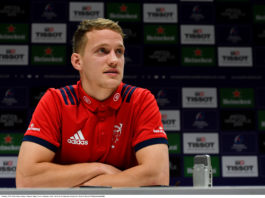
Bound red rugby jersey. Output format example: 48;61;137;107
24;81;168;170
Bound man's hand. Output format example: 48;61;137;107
80;143;169;187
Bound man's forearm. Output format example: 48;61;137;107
16;162;109;188
81;164;169;187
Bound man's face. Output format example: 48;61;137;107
78;29;125;91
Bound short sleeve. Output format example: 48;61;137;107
132;89;168;152
24;89;61;152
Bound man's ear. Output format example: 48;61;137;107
71;53;82;71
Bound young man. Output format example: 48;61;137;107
16;18;169;187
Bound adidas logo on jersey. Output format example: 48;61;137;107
67;130;88;145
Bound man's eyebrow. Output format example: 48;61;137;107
93;43;125;49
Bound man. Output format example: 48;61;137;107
16;18;169;187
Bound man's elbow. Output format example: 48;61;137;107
16;172;35;188
145;168;169;186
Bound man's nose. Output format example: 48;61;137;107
108;50;118;67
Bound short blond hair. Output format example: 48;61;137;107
72;18;125;54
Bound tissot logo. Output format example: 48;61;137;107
143;3;177;23
181;25;215;44
31;24;66;43
182;88;217;108
183;133;219;154
69;2;104;21
0;45;28;65
218;47;252;67
0;157;17;178
160;110;180;131
222;156;258;177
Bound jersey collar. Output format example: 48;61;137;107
77;81;123;112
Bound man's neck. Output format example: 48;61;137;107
81;81;117;102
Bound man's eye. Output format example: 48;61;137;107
99;48;107;54
116;49;124;55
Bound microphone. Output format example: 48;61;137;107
192;154;213;187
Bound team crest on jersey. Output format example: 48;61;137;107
111;123;123;149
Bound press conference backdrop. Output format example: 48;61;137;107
0;0;265;188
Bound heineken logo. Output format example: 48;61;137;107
0;24;28;42
32;45;65;65
107;3;140;21
120;4;127;12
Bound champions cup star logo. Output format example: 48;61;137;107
233;89;241;98
120;4;127;12
4;134;13;144
194;49;202;56
156;26;164;34
7;24;15;33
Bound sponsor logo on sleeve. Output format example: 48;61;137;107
222;156;258;177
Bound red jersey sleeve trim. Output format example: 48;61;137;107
134;138;168;152
23;135;58;153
